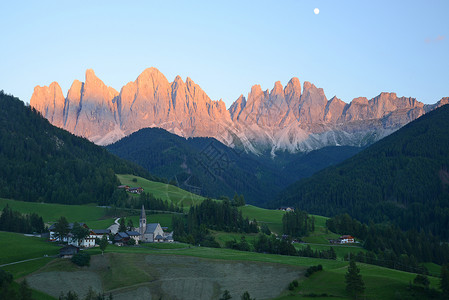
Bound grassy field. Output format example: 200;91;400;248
117;174;207;207
0;229;442;300
240;205;285;233
0;198;106;223
0;231;60;265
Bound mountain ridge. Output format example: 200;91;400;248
30;68;449;154
272;103;449;238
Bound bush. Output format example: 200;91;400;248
71;252;90;267
305;265;323;277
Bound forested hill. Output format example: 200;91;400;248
106;127;360;204
0;91;157;205
274;104;449;238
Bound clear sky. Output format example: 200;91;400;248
1;0;448;106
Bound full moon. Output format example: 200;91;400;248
314;8;320;15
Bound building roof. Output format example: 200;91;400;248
126;231;140;236
59;245;79;255
115;232;129;239
340;235;354;239
49;222;87;231
145;223;160;234
155;235;164;239
92;229;110;234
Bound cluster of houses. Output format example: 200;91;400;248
117;185;144;194
50;205;173;257
329;235;355;244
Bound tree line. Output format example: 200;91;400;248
172;199;258;246
326;213;449;271
0;205;45;233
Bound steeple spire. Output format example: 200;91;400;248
140;204;147;236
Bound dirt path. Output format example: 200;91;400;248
0;255;56;267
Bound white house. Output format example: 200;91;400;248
49;223;96;248
339;235;355;244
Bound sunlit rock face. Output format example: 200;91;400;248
31;68;446;155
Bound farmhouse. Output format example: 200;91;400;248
91;229;111;240
339;235;355;243
49;223;108;248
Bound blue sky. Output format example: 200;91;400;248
1;0;448;106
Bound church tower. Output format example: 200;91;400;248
140;204;147;237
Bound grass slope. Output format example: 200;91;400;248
117;174;206;207
0;198;106;223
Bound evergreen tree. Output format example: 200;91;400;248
54;216;70;242
241;291;254;300
71;222;90;246
19;279;33;300
99;235;109;255
118;218;127;232
441;264;449;299
345;259;365;299
219;290;232;300
127;219;134;231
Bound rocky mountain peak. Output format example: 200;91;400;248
30;68;447;154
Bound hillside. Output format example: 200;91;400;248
107;127;360;204
0;91;157;205
274;104;449;238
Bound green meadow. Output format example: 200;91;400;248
117;174;207;207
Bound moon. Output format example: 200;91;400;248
314;8;320;15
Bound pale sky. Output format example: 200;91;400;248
1;0;448;106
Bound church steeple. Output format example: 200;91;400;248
140;204;147;236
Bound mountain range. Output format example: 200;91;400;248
30;68;449;155
273;103;449;238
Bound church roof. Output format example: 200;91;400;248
145;223;160;234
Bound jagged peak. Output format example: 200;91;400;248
302;81;316;90
351;97;369;105
136;67;168;84
329;96;346;104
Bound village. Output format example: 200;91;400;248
50;205;174;258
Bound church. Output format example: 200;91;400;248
139;205;174;243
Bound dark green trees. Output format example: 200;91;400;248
54;216;70;242
282;209;314;238
99;235;109;255
441;264;449;299
345;260;365;299
71;222;90;246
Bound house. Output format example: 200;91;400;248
59;245;79;258
126;231;141;243
127;187;144;194
278;206;295;212
117;185;130;189
339;235;355;244
113;231;141;245
91;229;111;240
114;232;130;246
49;222;96;248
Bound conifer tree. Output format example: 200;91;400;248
345;259;365;299
441;264;449;299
